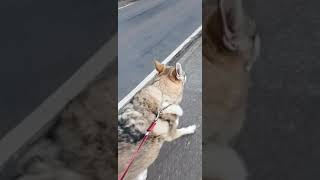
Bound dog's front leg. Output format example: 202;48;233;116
162;104;183;116
165;124;196;142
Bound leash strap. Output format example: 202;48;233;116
118;117;158;180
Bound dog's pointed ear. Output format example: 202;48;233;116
173;63;184;80
219;0;245;51
154;60;165;73
176;63;183;76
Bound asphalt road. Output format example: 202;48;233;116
234;1;320;179
118;0;201;101
0;0;116;139
148;38;202;180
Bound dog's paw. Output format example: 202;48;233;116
182;125;197;134
136;169;147;180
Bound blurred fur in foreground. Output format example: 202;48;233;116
16;62;117;180
203;0;260;179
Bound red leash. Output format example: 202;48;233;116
118;113;159;180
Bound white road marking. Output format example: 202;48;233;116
118;25;202;111
0;34;117;167
118;2;135;10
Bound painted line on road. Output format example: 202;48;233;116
118;2;135;10
118;25;202;111
0;34;117;169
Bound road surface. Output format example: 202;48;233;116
235;1;320;179
148;38;202;180
118;0;201;100
0;0;116;139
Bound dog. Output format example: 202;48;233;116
203;0;260;179
118;61;196;180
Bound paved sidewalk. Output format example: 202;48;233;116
147;38;202;180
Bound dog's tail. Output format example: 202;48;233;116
203;143;247;180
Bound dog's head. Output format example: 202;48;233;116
203;0;260;72
152;60;186;104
